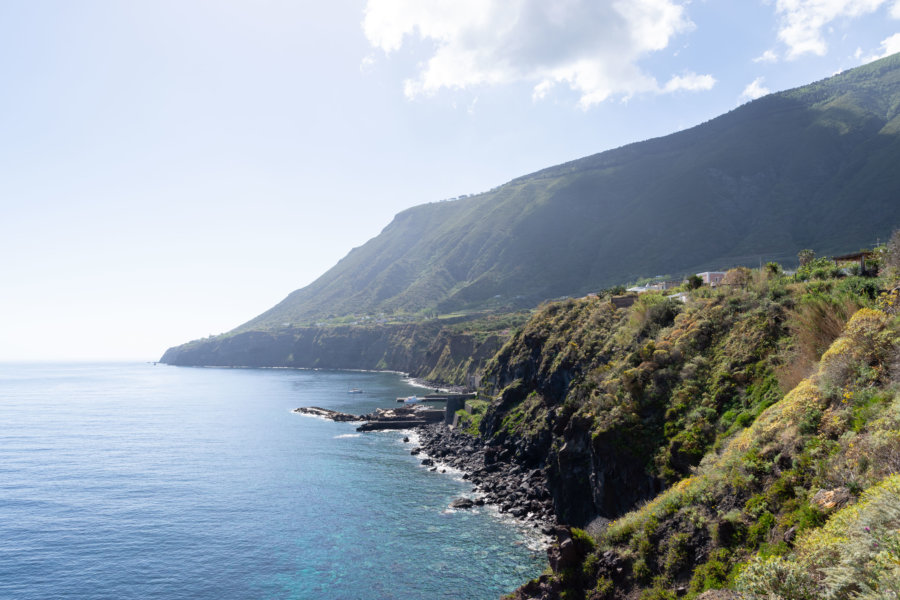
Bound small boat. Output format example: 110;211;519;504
403;395;420;404
347;388;364;394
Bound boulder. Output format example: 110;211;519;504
811;487;852;512
450;497;475;509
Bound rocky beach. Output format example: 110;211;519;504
411;424;557;529
297;403;558;531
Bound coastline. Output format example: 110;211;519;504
160;362;461;392
407;423;557;536
294;373;553;537
399;429;553;553
294;408;555;553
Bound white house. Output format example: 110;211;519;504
696;271;727;287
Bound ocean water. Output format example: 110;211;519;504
0;363;545;599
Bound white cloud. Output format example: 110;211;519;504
882;32;900;54
741;77;771;101
753;49;779;63
774;0;888;59
359;55;376;73
893;0;900;18
532;80;554;102
663;72;716;92
362;0;715;106
863;32;900;61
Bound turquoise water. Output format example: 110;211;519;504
0;363;545;599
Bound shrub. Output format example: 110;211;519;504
796;257;842;281
799;249;816;266
638;586;676;600
589;577;614;600
736;556;819;600
689;559;729;593
746;511;776;546
837;277;880;301
885;228;900;275
633;557;652;582
631;295;681;336
815;475;900;600
663;532;690;579
767;475;900;600
582;553;599;579
788;290;861;368
722;267;753;287
571;527;598;553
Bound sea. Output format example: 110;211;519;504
0;362;546;599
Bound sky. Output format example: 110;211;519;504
1;0;899;361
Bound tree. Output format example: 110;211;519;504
722;267;753;287
687;275;703;290
798;249;816;266
886;228;900;275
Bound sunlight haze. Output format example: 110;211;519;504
2;0;898;360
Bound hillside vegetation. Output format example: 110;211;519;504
465;251;899;599
159;311;531;387
162;54;900;367
237;53;900;330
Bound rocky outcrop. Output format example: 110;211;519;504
449;497;475;509
550;415;662;526
416;424;557;526
294;404;444;430
292;406;365;422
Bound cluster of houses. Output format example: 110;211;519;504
625;271;726;293
609;271;728;309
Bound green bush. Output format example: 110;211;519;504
591;577;614;599
736;556;819;600
796;257;842;281
689;559;729;593
746;511;776;546
571;527;598;552
638;586;676;600
633;557;652;582
663;532;690;578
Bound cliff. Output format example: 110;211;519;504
461;265;898;599
161;312;529;387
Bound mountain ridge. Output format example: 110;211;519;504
165;53;900;362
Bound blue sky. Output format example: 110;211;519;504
1;0;898;360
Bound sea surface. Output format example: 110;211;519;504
0;362;545;599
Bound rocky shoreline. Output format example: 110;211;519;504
294;404;445;430
293;406;365;421
410;423;557;531
297;404;558;531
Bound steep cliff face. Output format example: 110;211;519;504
523;304;898;600
160;319;509;387
476;272;897;600
476;275;879;529
410;328;506;386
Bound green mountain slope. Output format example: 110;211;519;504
240;53;900;331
